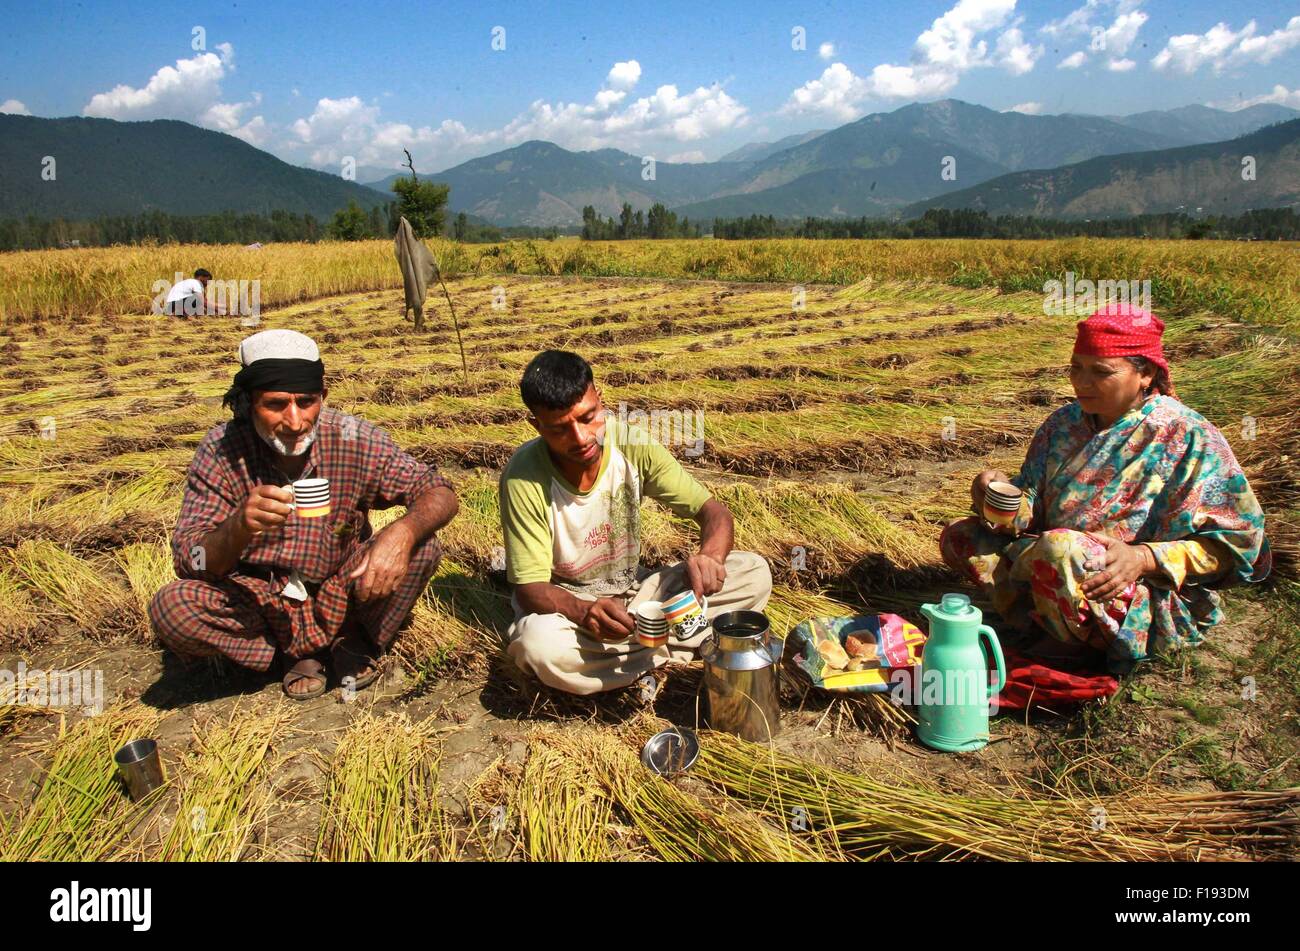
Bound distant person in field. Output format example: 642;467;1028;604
164;268;217;317
941;304;1271;672
499;350;772;700
149;329;460;699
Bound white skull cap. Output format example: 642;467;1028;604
238;329;320;366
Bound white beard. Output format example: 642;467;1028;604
256;422;317;457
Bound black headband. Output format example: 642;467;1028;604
232;357;325;395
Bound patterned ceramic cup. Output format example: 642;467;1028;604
635;602;669;649
983;481;1022;529
662;588;710;638
291;478;331;519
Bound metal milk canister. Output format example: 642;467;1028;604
699;610;782;742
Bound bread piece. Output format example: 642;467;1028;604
844;633;875;659
817;637;850;670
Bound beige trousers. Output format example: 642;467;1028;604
506;551;773;695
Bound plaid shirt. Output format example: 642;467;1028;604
167;406;452;659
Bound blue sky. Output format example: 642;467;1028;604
1;0;1297;175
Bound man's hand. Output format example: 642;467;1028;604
241;485;294;536
1082;533;1154;602
580;597;636;642
349;521;415;602
685;552;727;599
970;469;1012;514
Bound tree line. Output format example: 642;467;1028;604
0;176;574;251
581;203;701;240
712;207;1300;241
6;191;1296;251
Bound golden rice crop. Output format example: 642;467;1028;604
4;238;1296;330
113;539;175;639
533;725;829;861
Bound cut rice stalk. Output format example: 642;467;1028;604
314;712;456;862
0;704;166;861
4;539;136;640
113;538;175;640
693;730;1300;861
535;726;830;862
159;705;288;861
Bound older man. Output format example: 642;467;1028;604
500;350;772;700
149;329;459;698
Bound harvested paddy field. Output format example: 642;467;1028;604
2;264;1298;861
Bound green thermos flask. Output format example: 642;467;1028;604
917;593;1006;752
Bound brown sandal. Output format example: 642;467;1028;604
332;635;382;692
282;657;327;700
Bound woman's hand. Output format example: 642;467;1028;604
970;469;1012;514
1082;533;1156;602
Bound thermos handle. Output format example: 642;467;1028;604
979;624;1006;699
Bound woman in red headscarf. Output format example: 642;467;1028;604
940;304;1271;671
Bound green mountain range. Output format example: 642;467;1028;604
902;118;1300;219
0;114;390;220
2;100;1296;228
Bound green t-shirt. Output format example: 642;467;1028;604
499;418;712;596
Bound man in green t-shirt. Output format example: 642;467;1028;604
500;350;772;698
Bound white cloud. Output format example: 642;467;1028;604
283;64;749;171
606;60;641;90
1212;84;1300;110
1103;10;1146;56
781;0;1039;118
914;0;1018;70
1043;2;1147;72
1004;101;1043;114
1041;0;1144;39
995;28;1042;75
1153;16;1300;74
0;98;30;115
81;42;266;143
781;62;871;120
819;42;835;60
666;150;708;163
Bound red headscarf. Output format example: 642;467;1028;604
1073;303;1175;397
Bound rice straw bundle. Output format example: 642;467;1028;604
314;712;456;862
1;704;165;861
692;731;1300;861
43;468;181;526
396;559;511;676
160;705;287;861
0;703;48;736
534;727;828;862
4;539;136;639
113;538;175;639
0;562;41;646
514;728;617;862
